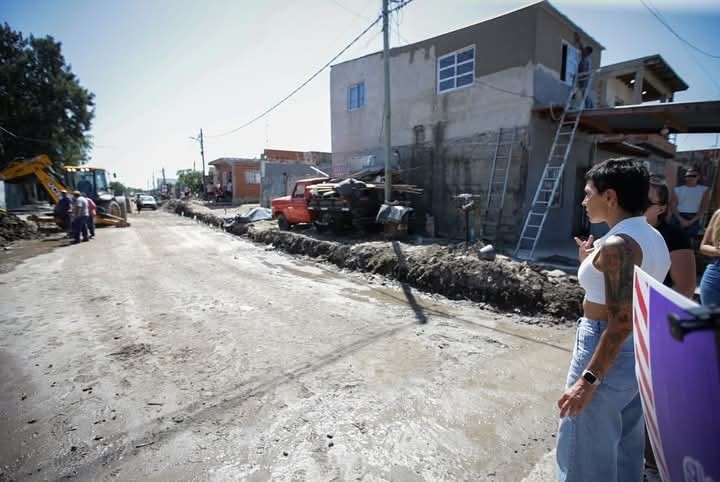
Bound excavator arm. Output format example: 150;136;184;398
0;155;67;204
1;154;130;228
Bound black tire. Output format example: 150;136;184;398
277;214;290;230
314;222;329;233
107;200;122;218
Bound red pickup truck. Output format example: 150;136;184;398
271;177;328;230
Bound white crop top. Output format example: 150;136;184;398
578;216;670;304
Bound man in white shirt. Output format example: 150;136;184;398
71;190;90;244
671;167;710;239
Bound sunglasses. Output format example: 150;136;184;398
685;174;698;178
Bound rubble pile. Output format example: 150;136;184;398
169;200;583;321
0;210;40;246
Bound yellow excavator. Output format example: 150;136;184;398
0;154;130;227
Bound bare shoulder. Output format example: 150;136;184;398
594;234;642;272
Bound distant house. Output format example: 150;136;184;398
330;0;695;255
261;149;332;170
208;158;261;204
258;148;332;207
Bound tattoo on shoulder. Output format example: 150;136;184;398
601;236;634;317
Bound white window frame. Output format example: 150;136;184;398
437;45;475;94
347;82;365;111
244;170;261;184
560;40;581;86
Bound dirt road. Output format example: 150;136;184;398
0;211;573;481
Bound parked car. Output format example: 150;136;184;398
137;195;158;211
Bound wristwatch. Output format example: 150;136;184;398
582;370;600;385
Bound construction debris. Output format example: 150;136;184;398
0;210;41;246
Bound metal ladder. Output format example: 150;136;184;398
514;70;593;259
481;127;516;241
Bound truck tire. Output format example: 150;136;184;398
119;201;128;220
107;200;123;218
277;214;290;230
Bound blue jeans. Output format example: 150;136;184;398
557;318;644;482
700;261;720;307
72;216;89;242
86;215;95;237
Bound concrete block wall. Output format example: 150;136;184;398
260;162;318;207
394;125;529;245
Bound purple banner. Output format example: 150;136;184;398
649;287;720;482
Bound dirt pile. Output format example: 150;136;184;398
168;200;583;321
168;200;225;228
0;210;40;246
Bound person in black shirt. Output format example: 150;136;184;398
642;180;696;481
645;180;696;297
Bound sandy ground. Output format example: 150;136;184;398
0;210;572;481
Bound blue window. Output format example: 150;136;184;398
347;82;365;111
437;46;475;94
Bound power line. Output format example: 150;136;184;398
388;0;415;14
329;0;411;45
640;0;720;93
0;125;55;145
640;0;720;60
212;15;383;138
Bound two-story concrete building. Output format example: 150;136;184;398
330;0;688;255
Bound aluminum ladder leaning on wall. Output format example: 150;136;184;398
514;69;594;260
481;127;516;242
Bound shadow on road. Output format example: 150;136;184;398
392;241;428;324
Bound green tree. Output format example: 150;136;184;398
0;23;95;166
110;181;127;195
177;169;203;193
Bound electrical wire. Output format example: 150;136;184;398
639;0;720;60
388;0;415;14
211;15;383;138
0;125;55;145
640;0;720;94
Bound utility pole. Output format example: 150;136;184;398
162;167;166;185
199;129;206;197
190;129;207;198
382;0;392;203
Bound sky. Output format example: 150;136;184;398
2;0;719;189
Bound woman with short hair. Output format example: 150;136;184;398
558;159;670;482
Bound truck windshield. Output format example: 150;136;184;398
293;184;306;198
94;170;109;193
75;171;95;197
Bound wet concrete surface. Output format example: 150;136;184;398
0;211;572;481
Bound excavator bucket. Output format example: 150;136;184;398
96;213;130;228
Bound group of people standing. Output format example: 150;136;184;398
54;190;96;244
557;159;718;482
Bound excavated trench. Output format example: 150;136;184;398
168;200;583;322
